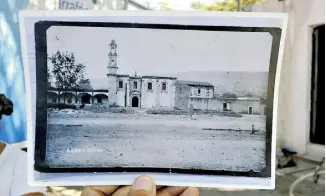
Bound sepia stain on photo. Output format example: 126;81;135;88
44;25;271;172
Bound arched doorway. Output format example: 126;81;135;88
94;94;108;104
47;92;58;103
60;92;76;104
132;96;139;107
78;93;92;104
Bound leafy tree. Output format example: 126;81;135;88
47;67;52;88
48;51;86;103
77;77;92;90
191;0;262;12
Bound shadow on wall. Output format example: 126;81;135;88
0;0;29;143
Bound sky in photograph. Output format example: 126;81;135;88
47;25;272;89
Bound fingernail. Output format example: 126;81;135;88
132;176;154;192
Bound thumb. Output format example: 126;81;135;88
128;176;156;196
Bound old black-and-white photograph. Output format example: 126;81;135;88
44;24;272;173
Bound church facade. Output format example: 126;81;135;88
107;40;180;108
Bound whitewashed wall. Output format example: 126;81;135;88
141;78;175;108
117;76;129;106
141;78;156;108
158;79;175;108
228;99;261;114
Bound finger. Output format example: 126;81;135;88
81;186;106;196
128;176;156;196
91;185;120;194
112;186;131;196
112;185;163;196
180;187;200;196
157;186;186;196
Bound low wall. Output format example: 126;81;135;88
190;97;265;115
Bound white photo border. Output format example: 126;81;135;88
19;10;288;189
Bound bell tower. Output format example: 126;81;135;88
107;40;118;106
108;40;117;67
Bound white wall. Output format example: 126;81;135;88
253;0;325;156
108;75;117;105
141;78;156;108
158;79;175;107
141;78;175;108
190;97;263;115
229;100;261;114
116;76;129;107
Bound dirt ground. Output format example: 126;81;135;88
45;114;266;171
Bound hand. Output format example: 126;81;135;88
81;175;199;196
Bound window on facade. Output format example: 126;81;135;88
310;24;325;145
162;82;167;91
133;81;137;89
118;81;123;88
148;82;152;90
197;88;201;95
52;97;56;103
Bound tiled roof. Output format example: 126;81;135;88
142;76;177;80
177;80;214;87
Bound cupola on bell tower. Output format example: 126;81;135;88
108;40;118;68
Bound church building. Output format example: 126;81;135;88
47;40;265;115
107;40;178;108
